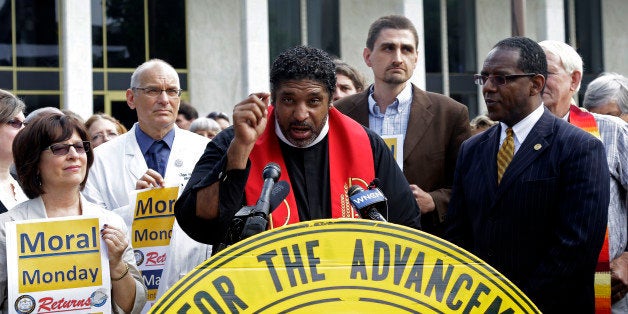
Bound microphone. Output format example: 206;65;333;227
348;184;388;222
218;179;289;253
239;163;282;239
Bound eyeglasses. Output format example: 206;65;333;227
44;141;91;156
91;131;119;142
474;73;537;86
6;119;25;129
133;87;182;98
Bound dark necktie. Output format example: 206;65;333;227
146;140;166;177
497;128;514;184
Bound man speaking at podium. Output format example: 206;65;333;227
175;46;420;248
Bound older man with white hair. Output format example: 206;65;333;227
540;40;628;312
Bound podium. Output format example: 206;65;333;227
151;219;539;313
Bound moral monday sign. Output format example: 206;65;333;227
152;219;539;313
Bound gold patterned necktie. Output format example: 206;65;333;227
497;128;514;184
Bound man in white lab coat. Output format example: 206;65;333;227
83;59;212;304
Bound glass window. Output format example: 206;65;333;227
92;0;104;68
111;100;136;130
17;71;59;90
106;0;145;68
566;0;603;103
268;0;339;64
447;0;476;73
148;0;186;68
0;71;12;89
269;0;301;62
0;0;12;66
19;94;60;113
15;1;59;67
306;0;339;57
423;0;442;73
93;95;105;114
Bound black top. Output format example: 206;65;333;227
174;126;421;247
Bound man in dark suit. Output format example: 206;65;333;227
335;15;471;236
445;37;609;313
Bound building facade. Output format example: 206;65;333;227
0;0;625;127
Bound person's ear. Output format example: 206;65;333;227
363;47;372;67
570;70;582;93
126;89;136;110
530;74;546;96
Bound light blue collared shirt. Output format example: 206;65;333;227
367;83;413;137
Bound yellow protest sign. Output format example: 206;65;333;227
132;186;178;248
130;185;179;312
14;218;102;292
6;216;112;313
153;219;539;313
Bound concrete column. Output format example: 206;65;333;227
535;0;565;41
602;0;628;75
475;0;511;114
243;0;270;94
187;0;269;116
61;1;93;119
404;0;426;90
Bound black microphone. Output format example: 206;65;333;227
348;185;388;222
218;179;289;253
239;163;282;239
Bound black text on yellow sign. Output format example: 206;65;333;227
16;218;102;293
132;187;179;248
152;219;539;313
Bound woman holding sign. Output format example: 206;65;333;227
0;113;146;313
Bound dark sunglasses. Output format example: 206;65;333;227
6;119;25;129
44;141;91;156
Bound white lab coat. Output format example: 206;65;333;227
83;123;213;304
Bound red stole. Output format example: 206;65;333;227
245;106;375;228
569;104;610;313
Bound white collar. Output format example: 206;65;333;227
274;114;330;148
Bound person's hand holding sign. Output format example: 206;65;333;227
135;169;165;189
101;223;137;312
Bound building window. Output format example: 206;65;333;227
268;0;339;63
0;0;61;112
91;0;187;129
424;0;478;118
565;0;603;103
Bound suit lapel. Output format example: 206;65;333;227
494;109;555;200
478;126;501;203
403;86;434;162
337;90;370;127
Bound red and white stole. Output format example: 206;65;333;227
245;106;375;228
569;104;610;313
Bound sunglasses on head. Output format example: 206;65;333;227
44;141;91;156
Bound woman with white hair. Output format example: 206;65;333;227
584;72;628;123
189;117;222;140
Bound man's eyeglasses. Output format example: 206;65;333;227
6;119;25;129
133;87;182;98
44;141;91;156
474;73;537;86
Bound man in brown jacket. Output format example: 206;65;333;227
335;15;471;236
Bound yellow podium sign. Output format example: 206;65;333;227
152;219;539;313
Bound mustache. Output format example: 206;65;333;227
289;121;313;129
387;65;406;70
